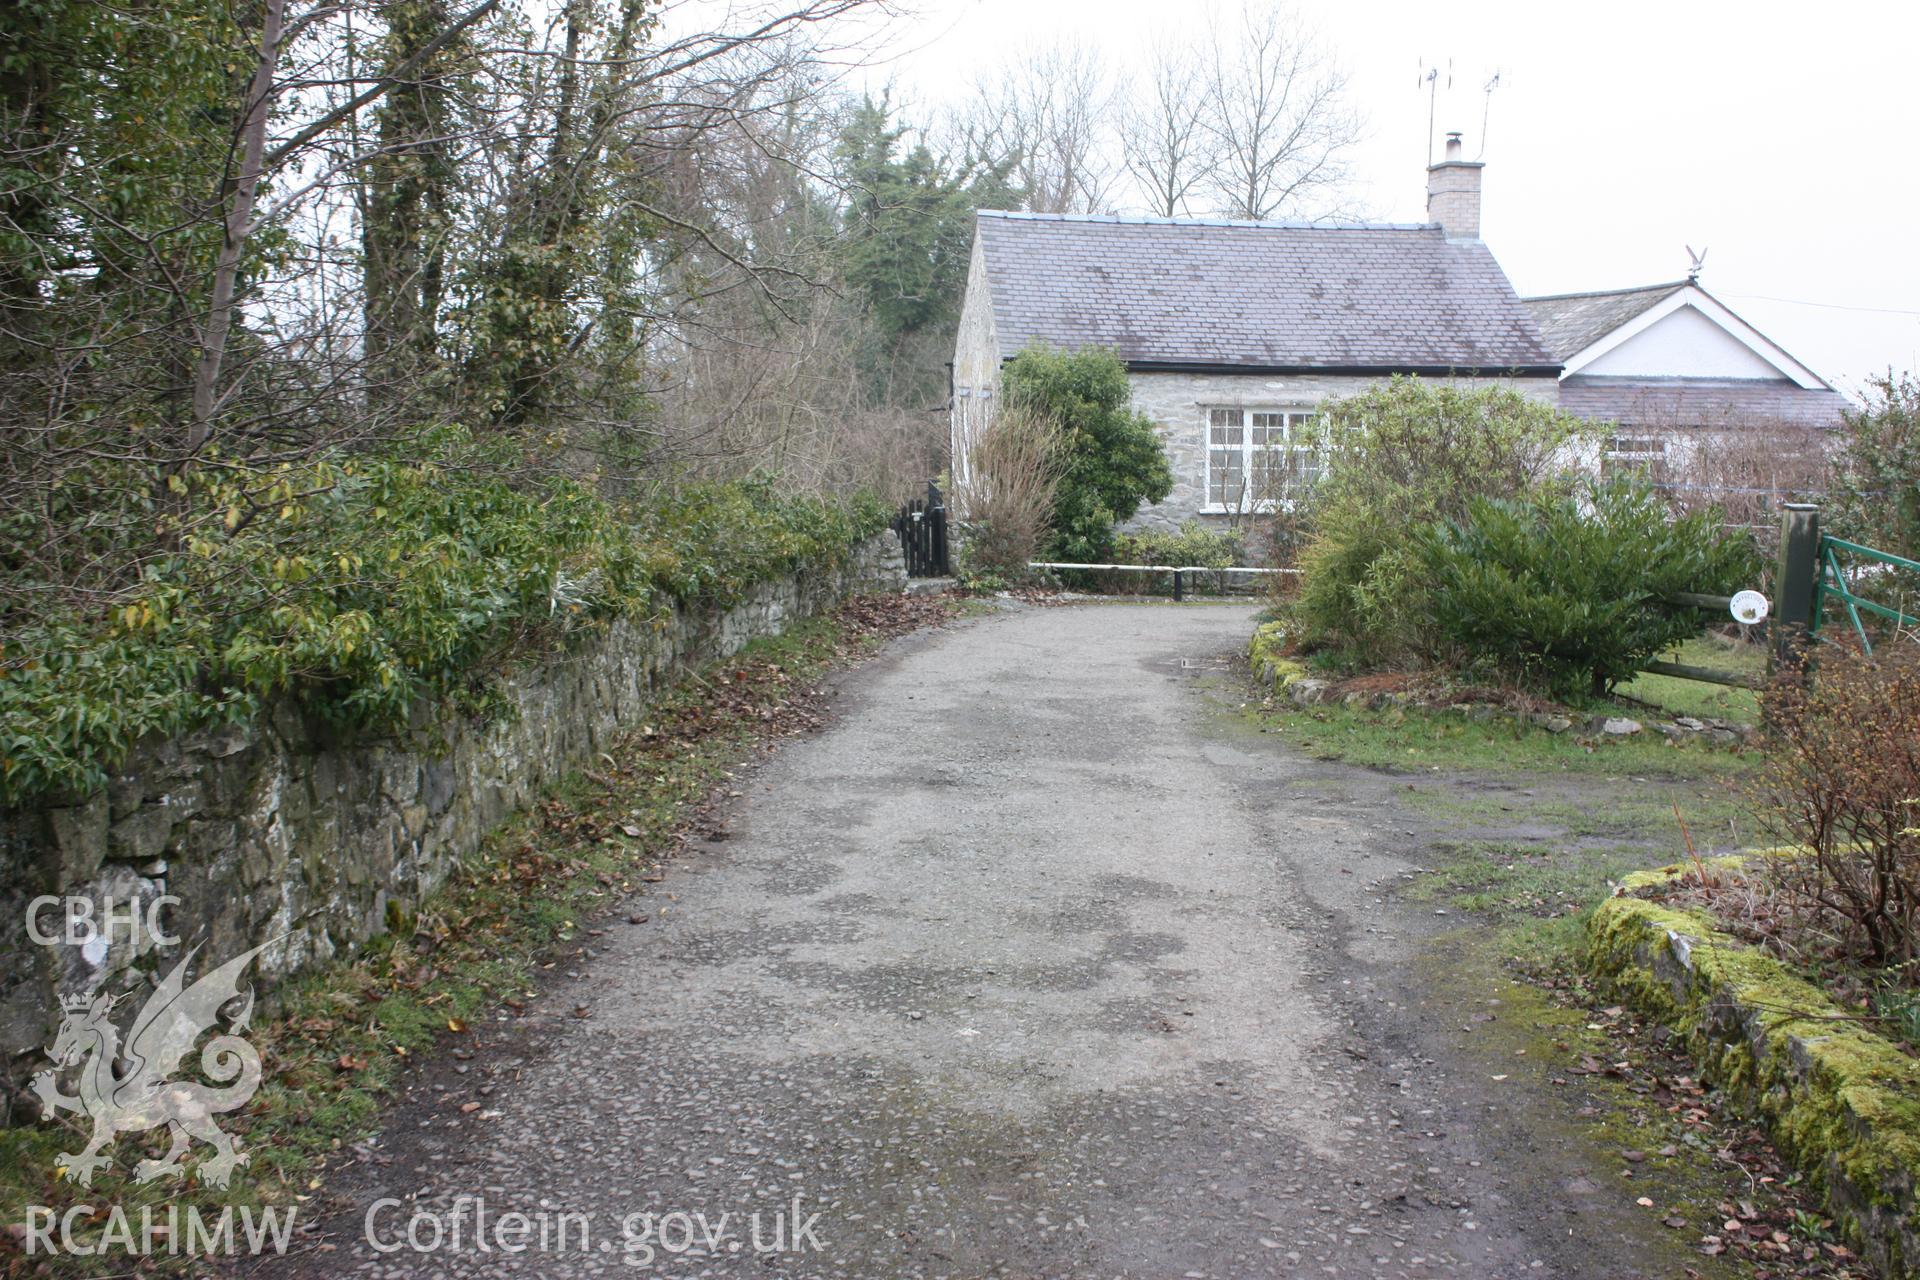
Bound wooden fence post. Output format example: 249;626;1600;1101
1773;503;1821;668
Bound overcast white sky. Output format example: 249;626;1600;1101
858;0;1920;399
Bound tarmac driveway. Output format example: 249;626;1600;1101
265;602;1680;1279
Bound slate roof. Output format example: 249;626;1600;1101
974;211;1558;374
1521;282;1689;361
1557;377;1850;431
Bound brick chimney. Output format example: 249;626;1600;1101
1426;132;1483;240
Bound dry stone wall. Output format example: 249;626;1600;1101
0;534;904;1097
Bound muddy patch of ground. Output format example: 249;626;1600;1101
1211;675;1868;1280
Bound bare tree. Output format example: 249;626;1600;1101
0;0;897;616
1199;4;1359;221
1119;36;1213;218
946;41;1117;215
188;0;290;452
1630;414;1836;558
963;404;1065;574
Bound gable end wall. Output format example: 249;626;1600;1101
950;235;1000;505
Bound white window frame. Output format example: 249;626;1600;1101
1202;406;1323;513
1602;432;1669;479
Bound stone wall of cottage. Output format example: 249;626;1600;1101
0;534;906;1094
1122;371;1564;536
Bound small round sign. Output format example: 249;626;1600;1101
1729;590;1770;626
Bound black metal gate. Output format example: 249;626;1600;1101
892;480;949;577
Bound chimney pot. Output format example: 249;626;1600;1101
1427;131;1484;240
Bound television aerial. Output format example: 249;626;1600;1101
1478;70;1503;159
1418;58;1452;165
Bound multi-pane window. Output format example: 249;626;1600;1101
1205;408;1321;511
1602;433;1670;482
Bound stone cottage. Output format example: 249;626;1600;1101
949;135;1853;535
948;136;1560;531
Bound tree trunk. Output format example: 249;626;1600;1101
496;0;650;429
187;0;288;456
364;0;458;395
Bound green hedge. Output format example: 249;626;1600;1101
0;433;888;803
1112;521;1241;570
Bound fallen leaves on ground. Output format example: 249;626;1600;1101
0;590;956;1270
1533;968;1872;1280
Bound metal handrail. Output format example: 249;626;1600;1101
1025;561;1296;603
1026;562;1295;575
1822;536;1920;575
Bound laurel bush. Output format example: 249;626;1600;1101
1414;479;1758;698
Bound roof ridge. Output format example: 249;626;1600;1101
975;209;1440;233
972;207;1555;370
1522;280;1692;303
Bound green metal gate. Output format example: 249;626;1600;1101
1811;534;1920;654
1645;505;1918;689
1776;504;1920;658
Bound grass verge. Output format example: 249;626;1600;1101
1225;656;1864;1275
1615;637;1767;725
1245;694;1761;780
0;593;954;1276
1235;649;1874;1275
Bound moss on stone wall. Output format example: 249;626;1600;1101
0;534;908;1082
1587;863;1920;1275
1248;621;1306;692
